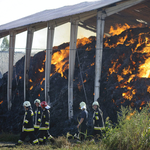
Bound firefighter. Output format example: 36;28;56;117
38;101;54;144
77;101;88;141
33;99;42;136
17;101;38;145
92;101;104;139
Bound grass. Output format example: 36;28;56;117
1;106;150;150
0;132;19;142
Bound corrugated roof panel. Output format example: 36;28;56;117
0;0;120;31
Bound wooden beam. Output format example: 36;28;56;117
24;27;34;101
68;19;79;119
94;11;105;102
7;31;16;110
45;23;55;104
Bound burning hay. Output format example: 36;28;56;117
0;23;150;137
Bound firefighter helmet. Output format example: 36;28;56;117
92;101;99;107
41;101;47;108
79;101;86;109
34;99;40;104
23;101;31;107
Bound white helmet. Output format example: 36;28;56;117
92;101;99;107
23;101;31;107
34;99;40;104
79;101;86;110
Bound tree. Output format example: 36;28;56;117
0;37;9;51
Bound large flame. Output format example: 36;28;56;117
50;37;93;78
51;47;69;78
109;23;144;36
106;23;149;107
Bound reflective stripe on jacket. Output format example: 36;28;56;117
93;108;104;130
39;109;50;130
23;108;34;132
34;106;42;128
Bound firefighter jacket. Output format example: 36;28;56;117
39;108;50;130
23;108;34;132
93;108;104;130
34;106;42;129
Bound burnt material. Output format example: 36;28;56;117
0;27;150;136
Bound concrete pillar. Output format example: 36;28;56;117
68;19;79;119
7;31;16;110
94;11;105;101
45;23;55;104
24;27;34;101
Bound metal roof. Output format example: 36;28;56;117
0;0;121;37
0;0;149;38
82;0;150;33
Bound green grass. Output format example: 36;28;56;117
0;132;19;142
1;106;150;150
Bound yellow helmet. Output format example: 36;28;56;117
23;101;31;107
92;101;99;107
79;101;86;109
34;99;41;104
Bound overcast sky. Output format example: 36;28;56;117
0;0;97;52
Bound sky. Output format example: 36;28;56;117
0;0;97;53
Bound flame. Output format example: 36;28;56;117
40;78;45;85
19;76;22;79
49;37;93;78
51;47;69;78
86;47;91;51
38;94;40;97
41;88;44;91
117;75;124;82
109;23;144;36
140;101;145;106
122;90;134;101
122;66;132;75
83;79;87;83
30;86;33;90
0;101;3;104
76;37;92;47
106;23;150;105
108;59;121;75
38;67;44;72
91;62;95;66
147;86;150;93
126;111;136;120
137;57;150;78
29;79;33;82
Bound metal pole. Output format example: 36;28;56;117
24;27;34;101
7;31;16;110
94;11;105;101
45;23;54;104
68;19;79;119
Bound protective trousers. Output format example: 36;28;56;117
38;130;49;144
18;131;38;144
79;124;87;141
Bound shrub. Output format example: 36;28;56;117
102;106;150;150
